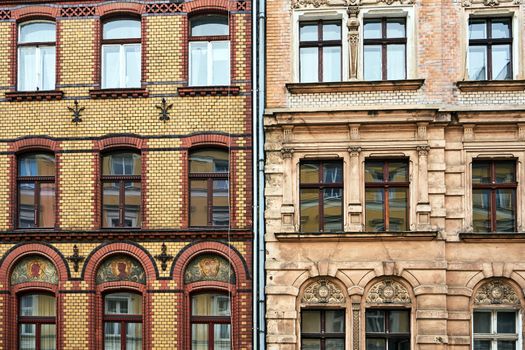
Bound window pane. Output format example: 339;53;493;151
19;183;35;228
40;324;56;350
300;23;318;41
325;310;345;333
388;161;408;182
20;22;56;43
474;340;491;350
190;179;208;226
212;179;229;226
365;162;384;182
387;19;405;38
19;324;36;350
300;188;319;232
191;15;228;36
323;162;342;184
497;341;515;350
495;189;515;232
366;189;384;231
105;293;143;315
497;312;516;333
366;310;385;332
323;188;342;232
326;339;344;350
492;45;511;80
323;46;341;82
364;45;382;80
190;42;208;86
20;294;56;316
103;182;120;228
473;189;490;232
126;323;142;350
472;162;490;184
469;20;486;39
39;46;56;90
366;338;386;350
124;181;141;227
389;188;408;231
103;19;141;39
387;44;405;80
389;310;410;333
102;45;121;88
302;339;321;350
301;163;319;184
39;183;55;228
495;162;515;183
192;324;208;350
473;311;491;333
105;322;121;350
214;324;231;350
190;149;229;173
469;46;487;80
191;294;230;316
389;338;410;350
125;44;141;88
301;310;321;333
364;20;381;39
211;41;230;85
492;19;511;39
103;153;141;176
300;47;318;83
323;22;341;40
19;153;55;177
18;47;37;91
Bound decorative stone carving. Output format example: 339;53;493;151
292;0;328;8
281;148;294;159
11;256;59;286
352;303;360;350
417;145;430;157
462;0;519;6
367;279;411;304
184;254;236;284
302;279;346;304
347;6;360;79
474;280;520;305
348;124;360;140
96;255;146;285
294;0;414;8
348;0;414;5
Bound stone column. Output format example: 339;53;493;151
281;147;295;232
347;6;360;80
416;145;431;230
347;147;362;231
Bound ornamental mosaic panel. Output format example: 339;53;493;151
96;256;146;285
11;256;59;286
474;280;520;305
366;279;411;304
301;279;345;304
184;254;236;284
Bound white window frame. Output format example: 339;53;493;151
472;309;522;350
188;40;231;86
101;43;142;89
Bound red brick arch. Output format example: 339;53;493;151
94;135;146;152
9;137;60;153
181;133;233;148
11;6;59;20
184;0;236;13
96;2;144;16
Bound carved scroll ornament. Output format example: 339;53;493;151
302;279;346;304
474;280;520;305
367;279;411;304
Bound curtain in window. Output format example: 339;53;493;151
19;47;37;91
40;46;56;90
190;42;208;86
125;44;141;87
211;41;230;85
102;45;121;88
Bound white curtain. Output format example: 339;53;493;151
190;42;208;86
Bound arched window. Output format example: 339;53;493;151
17;153;56;228
101;151;141;228
104;292;143;350
18;293;56;350
18;21;56;91
189;14;230;86
102;18;141;89
189;148;229;227
191;293;231;350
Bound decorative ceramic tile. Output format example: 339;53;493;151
96;255;146;285
184;254;236;284
11;256;59;285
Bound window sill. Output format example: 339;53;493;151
177;85;240;97
89;88;149;99
5;90;64;102
286;79;425;94
274;231;438;241
456;80;525;92
459;232;525;242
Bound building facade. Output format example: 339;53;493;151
0;0;253;349
265;1;525;350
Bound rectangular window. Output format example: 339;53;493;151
468;18;512;80
299;20;342;83
366;309;410;350
472;160;516;232
301;309;345;350
473;310;519;350
363;18;406;81
300;160;343;232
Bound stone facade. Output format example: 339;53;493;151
265;1;525;350
0;0;252;349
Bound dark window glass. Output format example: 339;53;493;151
191;293;231;350
299;20;342;83
189;149;230;227
301;309;345;350
472;160;516;232
363;18;406;80
365;310;410;350
19;294;56;350
101;152;141;228
473;311;518;350
17;153;56;228
468;18;512;80
365;160;408;231
300;160;343;232
104;292;143;350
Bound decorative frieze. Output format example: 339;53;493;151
145;2;184;13
184;254;236;284
302;279;346;304
462;0;520;7
96;255;146;285
367;279;411;304
293;0;414;8
0;10;11;20
60;6;96;17
474;280;520;305
11;256;59;286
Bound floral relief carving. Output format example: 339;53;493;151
96;255;146;285
302;279;346;304
366;279;411;304
474;280;520;305
11;256;59;286
462;0;519;6
184;254;236;284
292;0;328;8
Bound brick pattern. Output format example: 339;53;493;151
60;6;96;17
